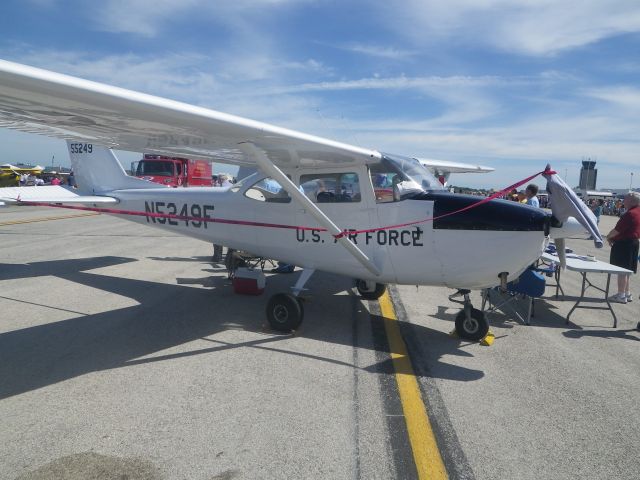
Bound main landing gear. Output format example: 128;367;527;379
449;289;489;341
265;268;315;333
266;293;304;332
265;275;388;332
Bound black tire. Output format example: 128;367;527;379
266;293;304;332
356;280;387;300
455;308;489;341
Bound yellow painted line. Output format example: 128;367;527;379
379;290;448;480
0;212;99;226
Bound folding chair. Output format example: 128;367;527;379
482;268;546;325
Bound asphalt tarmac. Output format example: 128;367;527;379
1;206;638;480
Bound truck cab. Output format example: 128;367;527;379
132;154;212;187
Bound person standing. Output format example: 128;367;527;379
218;174;232;188
593;199;603;224
525;183;540;208
212;244;224;263
606;192;640;304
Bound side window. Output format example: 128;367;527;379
244;177;291;203
299;173;361;203
370;166;400;203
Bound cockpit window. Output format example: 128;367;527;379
244;177;291;203
300;172;361;203
370;154;443;203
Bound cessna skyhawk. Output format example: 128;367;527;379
0;60;587;340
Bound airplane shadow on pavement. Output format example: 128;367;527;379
0;256;484;400
563;328;640;342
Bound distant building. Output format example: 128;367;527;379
578;160;598;190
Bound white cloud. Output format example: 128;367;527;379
583;86;640;110
266;74;529;95
380;0;640;56
93;0;304;37
8;50;221;103
333;43;417;60
94;0;202;37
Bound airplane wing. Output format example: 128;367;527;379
0;185;117;205
418;158;494;174
0;60;388;275
0;59;380;168
418;158;494;186
1;164;45;173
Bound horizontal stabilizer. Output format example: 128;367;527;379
0;185;117;205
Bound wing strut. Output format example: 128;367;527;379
239;143;381;277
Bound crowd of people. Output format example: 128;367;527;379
212;174;234;188
503;185;631;218
586;197;628;217
505;184;549;208
18;172;75;187
18;173;44;186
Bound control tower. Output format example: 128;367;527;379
579;160;597;190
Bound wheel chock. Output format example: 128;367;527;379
450;329;494;345
480;330;495;346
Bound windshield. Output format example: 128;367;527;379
371;154;443;201
136;161;175;177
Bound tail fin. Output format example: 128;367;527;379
67;141;151;194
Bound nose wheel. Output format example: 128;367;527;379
455;308;488;341
356;280;387;300
450;289;489;341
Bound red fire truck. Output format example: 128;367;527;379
132;154;212;187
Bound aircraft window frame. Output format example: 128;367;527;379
230;172;259;193
369;167;399;204
299;172;361;204
243;176;292;203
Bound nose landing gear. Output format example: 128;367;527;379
449;289;489;341
355;279;387;300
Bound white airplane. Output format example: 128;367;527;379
0;60;586;340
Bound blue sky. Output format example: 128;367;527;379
1;0;639;189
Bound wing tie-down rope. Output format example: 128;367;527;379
6;167;556;237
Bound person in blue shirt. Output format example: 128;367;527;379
592;199;603;224
525;183;540;208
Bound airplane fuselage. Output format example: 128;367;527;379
107;177;549;289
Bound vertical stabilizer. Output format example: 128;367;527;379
67;141;152;194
